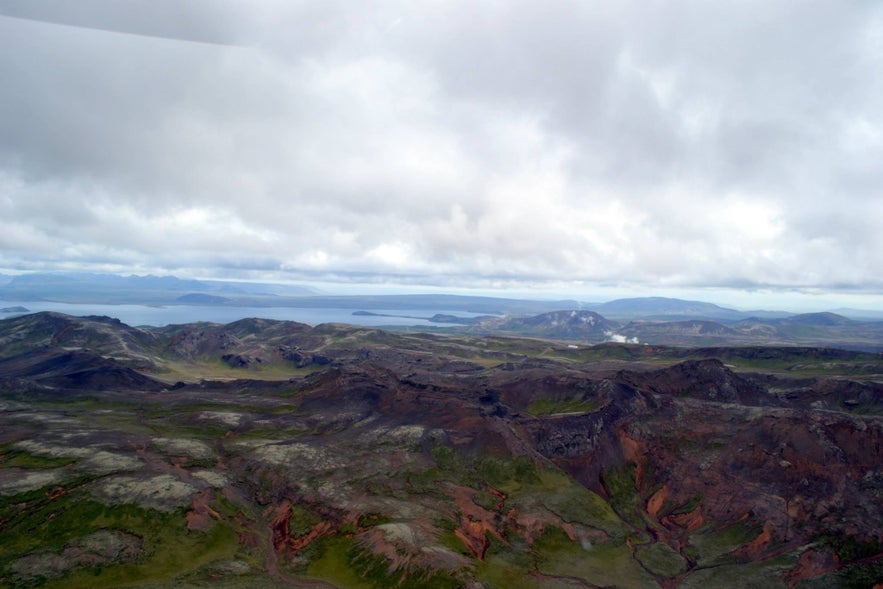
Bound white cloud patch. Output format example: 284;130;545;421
605;331;639;345
0;1;881;296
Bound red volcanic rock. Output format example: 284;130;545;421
733;522;773;560
454;522;490;560
661;505;703;532
267;500;337;553
448;485;506;560
783;549;840;588
288;521;335;551
646;484;667;518
186;490;222;532
269;501;292;551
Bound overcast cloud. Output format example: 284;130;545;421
1;0;881;304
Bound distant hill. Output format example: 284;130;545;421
831;308;883;321
586;296;783;321
478;310;620;340
473;309;883;351
175;293;230;305
0;272;317;304
781;312;853;326
621;319;739;340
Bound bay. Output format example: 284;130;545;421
0;300;484;328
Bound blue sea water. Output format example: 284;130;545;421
0;301;482;328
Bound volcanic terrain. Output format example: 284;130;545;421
0;312;881;588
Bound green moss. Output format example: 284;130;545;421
437;530;471;556
821;532;882;563
678;552;796;589
601;463;642;526
477;552;540;589
305;536;371;589
795;558;883;589
472;489;501;511
688;520;761;566
305;537;461;589
0;477;105;559
59;520;240;589
513;469;628;536
670;495;702;516
0;490;240;589
289;504;323;538
527;398;600;416
423;442;627;538
0;447;79;469
635;541;687;577
534;527;659;589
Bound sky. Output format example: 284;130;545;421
1;0;882;311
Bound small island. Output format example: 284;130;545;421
0;306;29;313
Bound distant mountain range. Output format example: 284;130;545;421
1;274;882;348
464;309;883;352
0;272;317;304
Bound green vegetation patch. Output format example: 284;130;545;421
601;463;642;527
821;531;882;563
0;488;239;588
527;398;600;416
635;541;687;577
678;552;797;589
423;442;628;537
476;542;539;589
508;469;627;537
795;559;883;589
534;527;660;589
289;503;323;538
0;447;78;470
688;520;762;566
303;536;461;589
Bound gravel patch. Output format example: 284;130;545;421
253;442;341;472
13;440;143;474
81;451;143;474
206;559;251;575
152;437;215;461
358;424;427;446
0;468;67;495
191;469;227;488
196;411;244;427
92;474;197;512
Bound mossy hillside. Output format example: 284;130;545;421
533;527;660;589
151;359;323;384
423;442;630;537
794;559;883;589
476;551;541;589
506;469;629;537
635;541;688;577
0;486;239;589
601;463;645;528
677;552;798;589
687;520;763;566
303;535;462;589
527;398;600;416
0;445;79;470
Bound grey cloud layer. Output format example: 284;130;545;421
1;0;881;291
